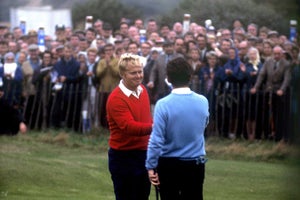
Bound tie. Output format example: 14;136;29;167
274;61;278;71
201;50;205;60
165;55;170;64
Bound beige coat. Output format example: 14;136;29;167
96;57;120;93
22;59;41;96
254;58;291;93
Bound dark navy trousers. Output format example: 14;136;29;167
108;148;151;200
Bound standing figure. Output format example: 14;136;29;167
81;47;99;132
250;45;291;142
95;43;120;128
198;51;221;135
52;45;81;130
0;87;27;135
107;53;152;200
146;57;209;200
22;44;42;129
244;47;263;140
147;41;183;103
186;47;202;92
1;52;23;106
32;50;54;129
215;47;246;139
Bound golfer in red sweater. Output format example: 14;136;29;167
106;53;153;200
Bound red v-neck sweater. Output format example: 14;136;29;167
106;85;153;150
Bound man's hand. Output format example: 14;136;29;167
276;89;283;96
148;169;160;186
147;81;154;89
19;122;27;134
60;76;67;83
225;69;233;75
86;71;94;76
250;87;256;94
240;63;246;72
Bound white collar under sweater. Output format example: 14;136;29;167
119;80;143;99
171;87;192;94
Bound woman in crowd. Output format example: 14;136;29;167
244;47;263;140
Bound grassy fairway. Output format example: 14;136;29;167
0;131;299;200
205;160;300;200
0;134;113;200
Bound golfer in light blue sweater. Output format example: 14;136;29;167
146;57;209;200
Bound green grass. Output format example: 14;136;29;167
1;130;300;200
205;160;300;200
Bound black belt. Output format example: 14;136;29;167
179;156;208;164
160;156;208;164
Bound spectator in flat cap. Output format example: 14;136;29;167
147;38;183;103
267;30;279;45
114;39;123;50
55;24;65;31
0;40;9;64
247;36;258;47
267;30;279;38
28;44;39;51
55;24;66;43
162;39;173;47
55;45;65;60
103;23;112;31
27;30;37;36
27;30;38;45
102;23;115;44
0;23;8;39
0;23;7;28
22;41;42;129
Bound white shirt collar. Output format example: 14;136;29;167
171;87;192;94
119;80;143;98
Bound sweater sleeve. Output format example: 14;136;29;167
146;102;165;169
107;88;153;150
107;89;152;136
280;62;292;92
96;60;107;77
110;58;120;77
254;62;267;89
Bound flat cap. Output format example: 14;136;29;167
0;23;8;28
103;23;112;30
267;30;279;37
56;45;64;50
162;40;173;47
55;24;65;31
28;30;37;36
28;44;39;51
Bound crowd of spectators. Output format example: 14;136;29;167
0;17;299;142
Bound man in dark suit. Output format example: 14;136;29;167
0;87;27;135
196;34;209;65
147;41;183;103
250;45;291;142
52;45;81;130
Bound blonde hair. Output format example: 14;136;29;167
248;47;260;70
118;53;142;74
86;47;98;55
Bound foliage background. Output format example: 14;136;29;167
0;0;299;37
70;0;300;36
159;0;298;36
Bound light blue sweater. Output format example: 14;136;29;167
146;88;209;170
